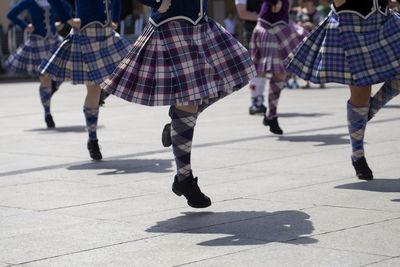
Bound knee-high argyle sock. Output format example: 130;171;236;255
83;106;99;141
266;76;285;118
347;102;369;162
369;79;400;120
171;107;198;182
39;86;52;116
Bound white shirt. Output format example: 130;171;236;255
235;0;247;5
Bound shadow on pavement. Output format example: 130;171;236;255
26;125;104;133
279;112;331;118
392;199;400;202
67;158;173;175
277;133;349;146
335;179;400;193
147;210;317;246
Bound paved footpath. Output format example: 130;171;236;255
0;81;399;267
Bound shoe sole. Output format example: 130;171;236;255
357;174;373;180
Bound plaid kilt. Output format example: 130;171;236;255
286;10;400;86
40;23;132;85
250;21;307;74
5;34;61;75
101;18;256;106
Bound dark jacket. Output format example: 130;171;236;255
136;0;208;27
8;0;72;38
333;0;388;18
48;0;122;28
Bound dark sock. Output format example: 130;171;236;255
369;80;400;119
170;107;198;182
39;86;52;115
347;101;369;162
266;76;285;118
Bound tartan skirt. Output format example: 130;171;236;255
286;10;400;86
250;21;307;74
39;23;132;85
6;34;61;75
101;18;256;106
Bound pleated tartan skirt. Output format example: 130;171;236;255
286;10;400;86
250;21;307;74
6;34;61;75
40;23;132;85
101;18;256;106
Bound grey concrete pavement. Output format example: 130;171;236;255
0;81;399;266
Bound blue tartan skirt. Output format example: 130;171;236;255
286;10;400;86
39;23;132;85
101;18;256;106
6;34;61;75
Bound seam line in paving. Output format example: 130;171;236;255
37;194;150;212
361;255;400;267
2;117;399;178
8;233;170;266
5;206;399;265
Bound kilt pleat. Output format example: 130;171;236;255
40;23;132;85
286;10;400;86
102;18;256;106
250;22;307;74
6;34;61;75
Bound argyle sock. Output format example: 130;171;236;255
83;106;99;141
347;101;369;162
171;107;198;182
266;76;285;118
39;86;52;115
369;79;400;120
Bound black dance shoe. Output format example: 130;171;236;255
172;173;211;208
87;139;102;161
51;80;59;96
352;157;373;180
263;116;283;135
45;114;55;128
99;89;110;107
161;123;172;147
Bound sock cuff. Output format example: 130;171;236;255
171;106;198;119
83;106;99;115
346;101;369;110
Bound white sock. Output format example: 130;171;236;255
256;77;267;105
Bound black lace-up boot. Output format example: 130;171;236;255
172;173;211;208
352;157;373;180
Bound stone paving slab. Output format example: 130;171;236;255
0;81;399;266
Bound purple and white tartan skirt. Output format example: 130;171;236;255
101;18;256;106
286;10;400;86
5;34;61;75
39;23;132;85
250;21;307;74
